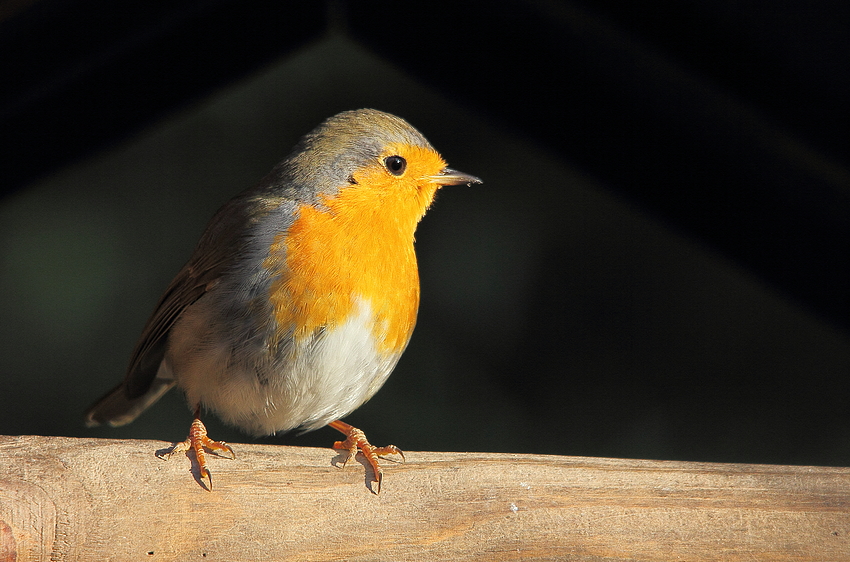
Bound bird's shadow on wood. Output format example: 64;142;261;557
330;450;404;494
155;443;231;492
330;450;381;494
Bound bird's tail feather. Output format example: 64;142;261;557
84;377;175;427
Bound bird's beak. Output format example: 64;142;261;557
428;167;483;187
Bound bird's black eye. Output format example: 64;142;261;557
384;155;406;176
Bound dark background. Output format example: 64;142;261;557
1;1;848;467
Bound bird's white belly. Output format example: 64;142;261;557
166;296;401;436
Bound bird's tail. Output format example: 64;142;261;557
84;377;175;427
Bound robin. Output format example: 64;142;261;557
85;109;481;492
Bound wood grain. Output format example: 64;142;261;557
0;435;847;561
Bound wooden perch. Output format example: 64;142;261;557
0;435;847;561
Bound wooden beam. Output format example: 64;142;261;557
0;435;847;561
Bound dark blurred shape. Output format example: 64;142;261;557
0;0;321;193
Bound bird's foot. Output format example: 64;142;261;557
163;412;235;491
328;419;404;494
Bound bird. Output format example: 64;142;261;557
84;108;481;492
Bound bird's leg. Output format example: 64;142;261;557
328;419;404;494
165;406;235;491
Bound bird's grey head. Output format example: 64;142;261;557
270;109;435;200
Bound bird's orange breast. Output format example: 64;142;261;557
263;156;440;356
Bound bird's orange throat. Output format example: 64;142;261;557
265;174;439;355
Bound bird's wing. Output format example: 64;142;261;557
84;204;240;428
124;194;272;399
